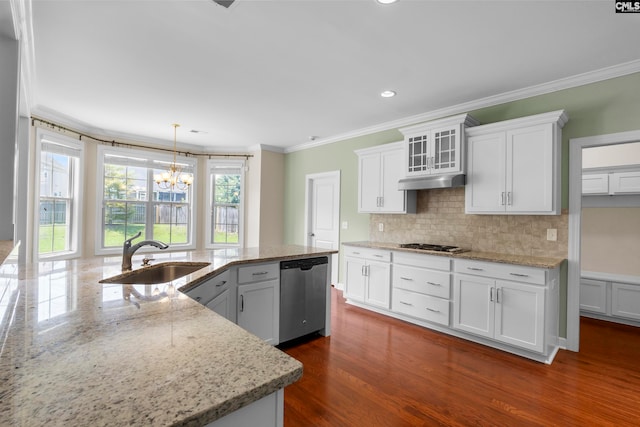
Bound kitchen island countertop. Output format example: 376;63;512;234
344;241;565;269
0;245;337;426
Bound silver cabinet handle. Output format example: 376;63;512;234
496;288;502;303
431;156;435;169
379;196;384;207
400;276;413;281
352;251;361;255
507;192;512;206
426;307;440;313
252;271;268;276
215;280;227;287
240;294;244;312
426;281;441;287
509;273;529;277
500;192;505;206
373;254;384;258
400;301;413;306
490;287;494;302
467;267;483;271
361;265;365;276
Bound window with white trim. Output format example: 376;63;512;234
96;145;196;253
37;130;83;259
206;160;244;248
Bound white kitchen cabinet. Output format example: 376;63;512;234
612;283;640;321
355;142;416;214
579;278;607;314
391;251;452;326
582;173;610;195
399;114;478;177
465;110;567;215
237;263;280;345
610;170;640;194
343;247;391;309
185;269;232;307
207;288;234;323
453;259;557;354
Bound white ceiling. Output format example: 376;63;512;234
22;0;640;151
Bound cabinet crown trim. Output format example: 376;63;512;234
399;113;479;136
466;110;568;137
354;140;403;156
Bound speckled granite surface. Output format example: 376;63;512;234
0;245;336;426
344;241;565;269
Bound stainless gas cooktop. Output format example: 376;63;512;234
398;243;468;254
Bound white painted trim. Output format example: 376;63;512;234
568;128;640;352
305;170;341;285
286;60;640;153
581;271;640;286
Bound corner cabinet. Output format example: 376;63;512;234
355;142;416;214
465;110;567;215
453;259;559;359
399;114;479;177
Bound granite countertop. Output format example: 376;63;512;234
343;241;565;269
0;245;337;426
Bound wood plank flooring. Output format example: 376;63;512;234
280;288;640;426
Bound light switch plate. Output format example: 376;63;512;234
547;228;557;241
378;223;384;232
342;221;348;229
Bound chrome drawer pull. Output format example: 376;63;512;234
400;276;414;281
352;251;361;255
399;301;413;306
426;308;440;313
252;271;268;276
426;281;441;287
509;273;529;277
373;254;384;258
215;280;227;287
467;267;483;271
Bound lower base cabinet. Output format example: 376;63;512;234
237;263;280;345
205;389;284;427
581;274;640;325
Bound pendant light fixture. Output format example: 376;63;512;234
154;124;193;191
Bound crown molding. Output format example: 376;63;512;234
247;144;285;153
284;59;640;154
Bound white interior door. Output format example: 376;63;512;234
305;171;340;286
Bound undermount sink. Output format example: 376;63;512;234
99;262;211;285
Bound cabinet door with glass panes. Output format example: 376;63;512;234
405;124;463;177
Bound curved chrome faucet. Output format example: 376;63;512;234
121;231;169;271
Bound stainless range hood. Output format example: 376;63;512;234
398;174;466;191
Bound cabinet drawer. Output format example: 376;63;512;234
454;259;546;285
343;246;391;262
393;251;451;271
393;265;451;299
185;269;231;306
238;263;279;284
392;288;450;326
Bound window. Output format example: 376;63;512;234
97;146;196;253
206;160;244;248
36;130;83;259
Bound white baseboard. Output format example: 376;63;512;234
334;282;344;291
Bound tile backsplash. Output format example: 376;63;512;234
370;188;568;258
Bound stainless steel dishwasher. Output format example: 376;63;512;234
280;256;328;343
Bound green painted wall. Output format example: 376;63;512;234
283;72;640;338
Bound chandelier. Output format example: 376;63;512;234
154;124;193;191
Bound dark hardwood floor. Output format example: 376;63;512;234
281;288;640;426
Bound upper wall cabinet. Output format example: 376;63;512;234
355;142;416;214
583;168;640;195
399;114;479;178
465;110;568;215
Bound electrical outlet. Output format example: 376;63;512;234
342;221;348;230
378;223;384;232
547;228;557;241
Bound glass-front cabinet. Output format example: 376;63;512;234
401;114;478;177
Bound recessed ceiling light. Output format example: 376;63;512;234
380;90;396;98
377;0;398;4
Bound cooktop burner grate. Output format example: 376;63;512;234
399;243;467;253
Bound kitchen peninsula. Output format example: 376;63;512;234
0;245;337;426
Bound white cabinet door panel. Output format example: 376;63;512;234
380;149;406;213
453;275;494;338
611;283;640;321
582;174;610;195
344;257;366;302
465;132;506;212
392;288;450;326
366;260;391;309
579;278;607;314
494;280;545;353
610;171;640;194
359;152;382;212
238;279;279;345
393;264;451;299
